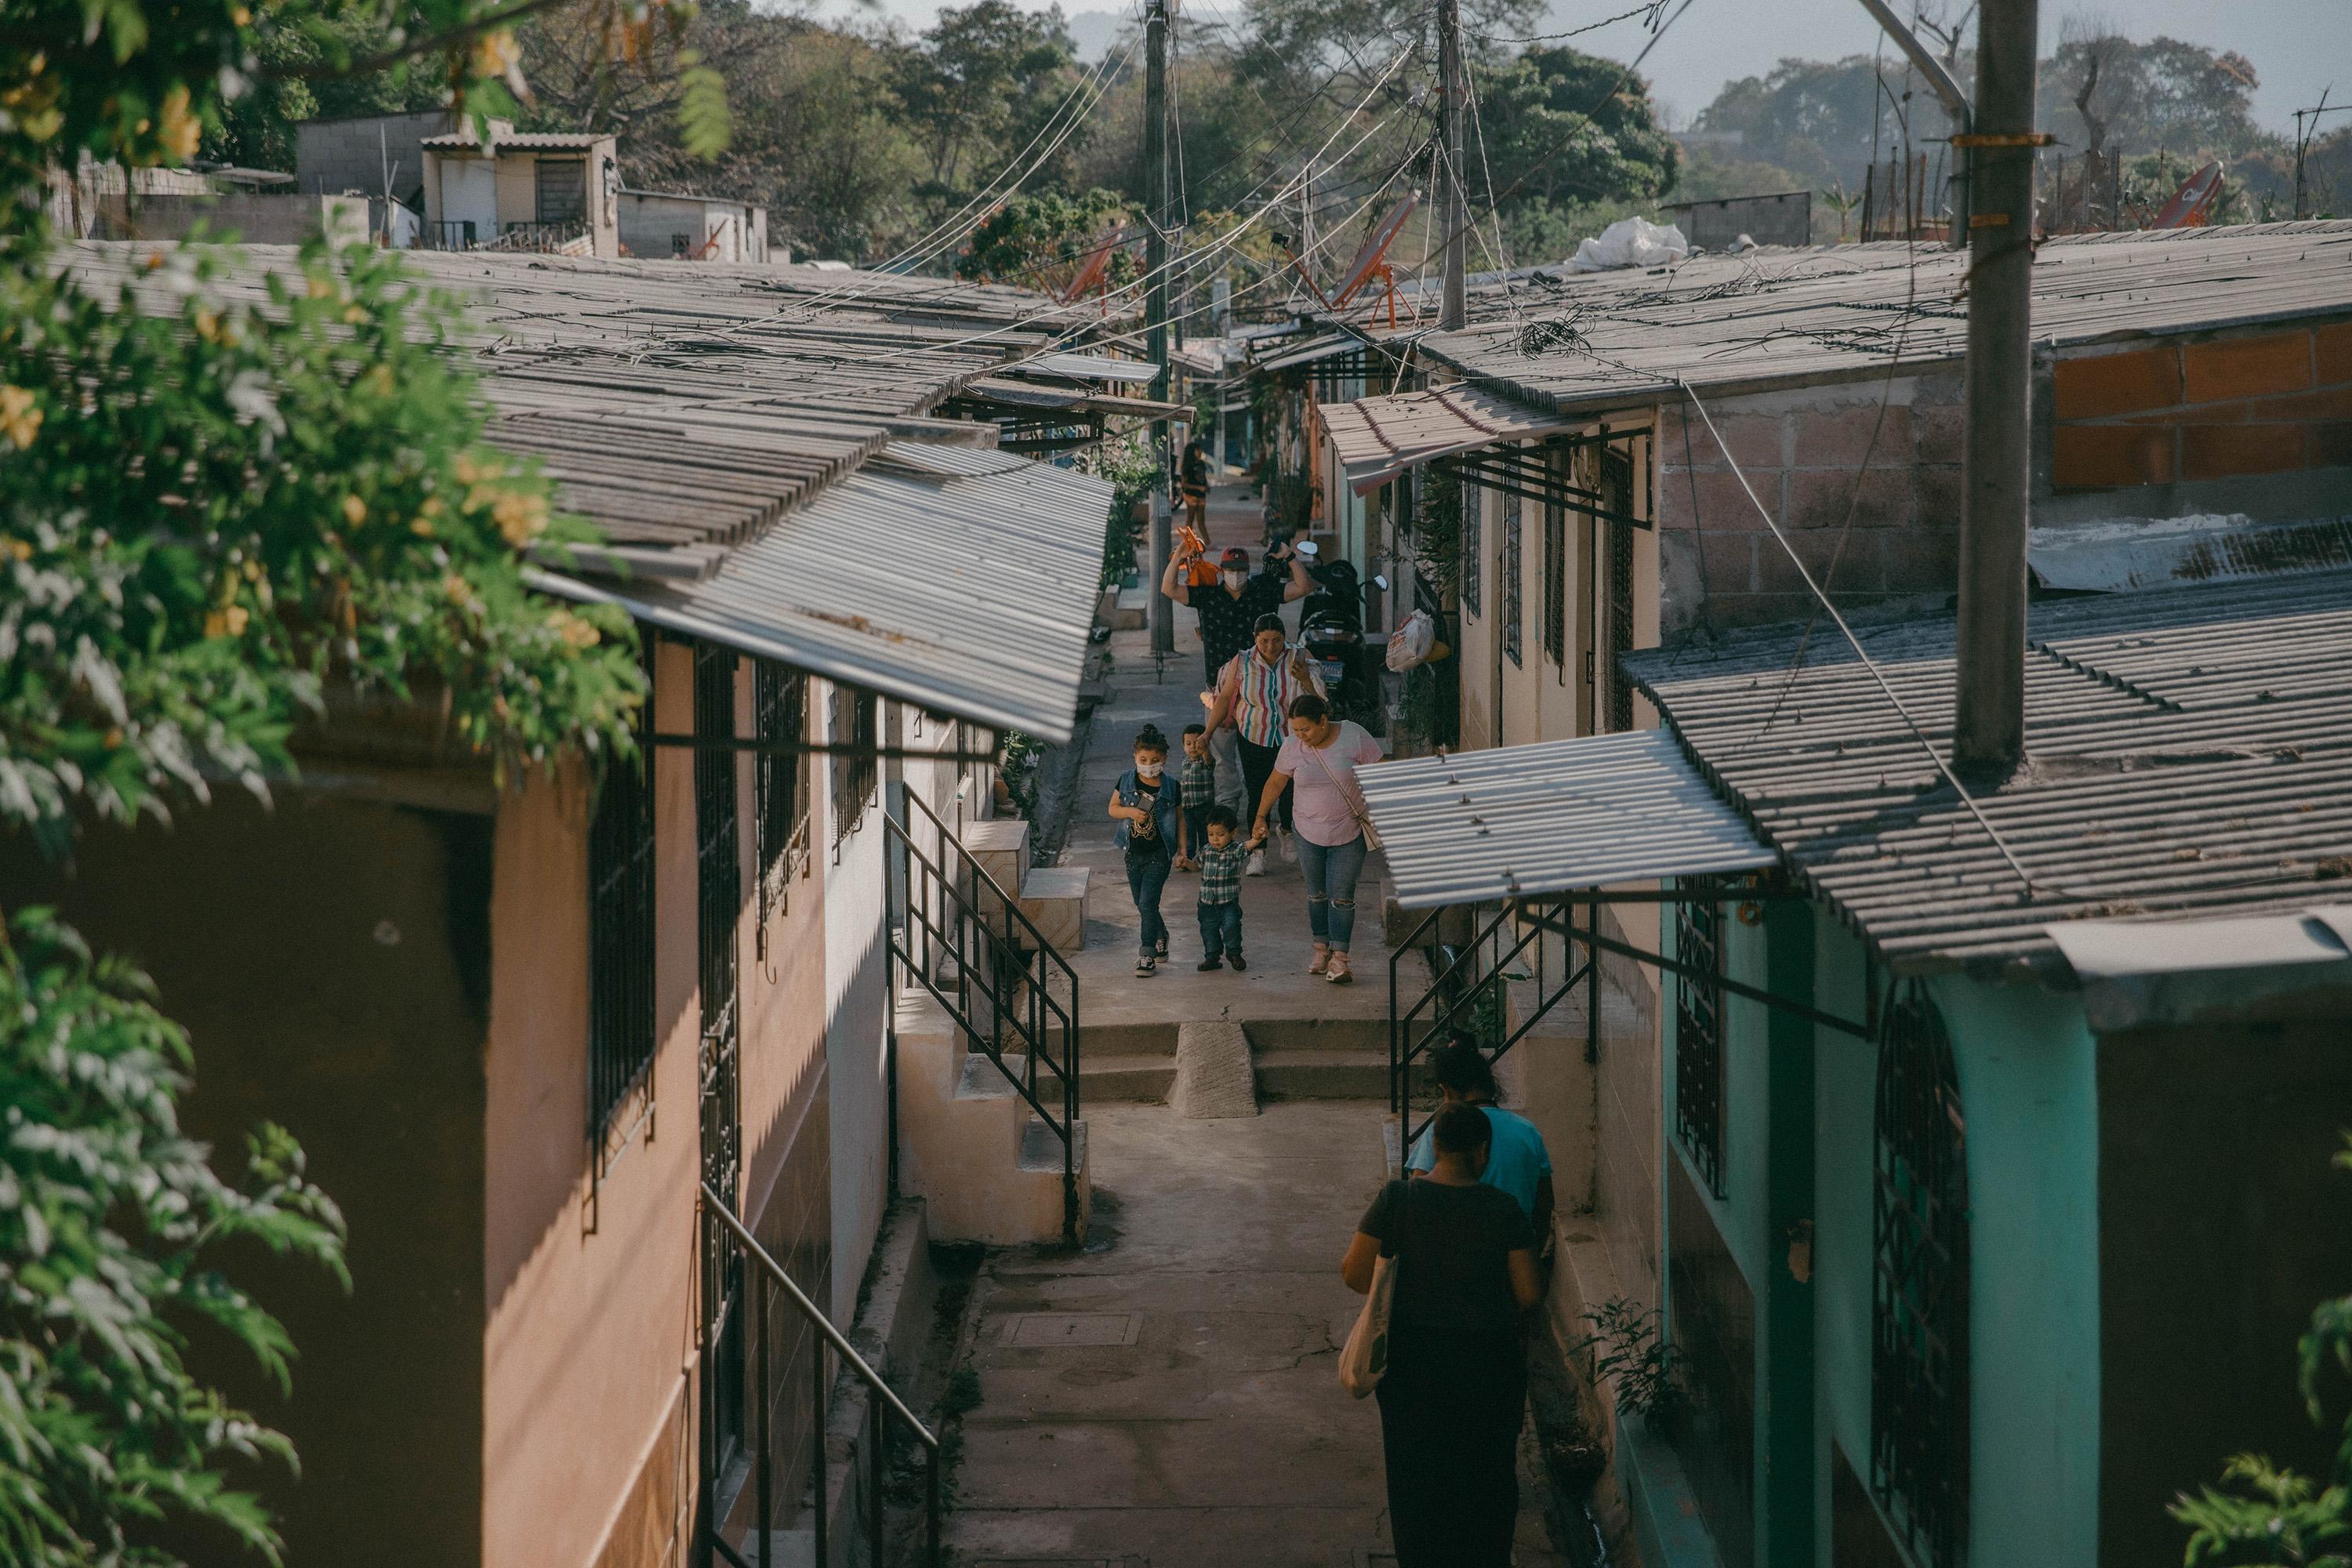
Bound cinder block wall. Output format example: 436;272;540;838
1656;372;1965;633
2049;321;2352;490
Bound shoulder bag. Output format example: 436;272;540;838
1339;1181;1405;1397
1302;729;1383;853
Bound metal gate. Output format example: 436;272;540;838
694;644;748;1536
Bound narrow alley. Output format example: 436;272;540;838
941;477;1575;1566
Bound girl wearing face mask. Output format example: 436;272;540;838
1109;724;1181;976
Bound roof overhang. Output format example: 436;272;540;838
2047;906;2352;1032
1322;383;1577;495
529;442;1112;742
1358;728;1780;908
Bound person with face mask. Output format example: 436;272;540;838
1205;615;1323;877
1108;724;1182;975
1163;539;1312;824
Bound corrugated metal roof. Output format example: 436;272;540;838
1018;351;1157;385
528;442;1112;742
1358;728;1779;908
2047;906;2352;1029
1321;384;1578;493
1624;564;2352;976
421;130;611;150
1422;222;2352;417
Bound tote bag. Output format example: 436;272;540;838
1338;1251;1396;1397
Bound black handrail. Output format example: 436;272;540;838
1389;896;1595;1155
885;789;1083;1243
699;1182;942;1568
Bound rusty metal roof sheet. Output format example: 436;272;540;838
1425;221;2352;417
1321;383;1580;493
1624;565;2352;977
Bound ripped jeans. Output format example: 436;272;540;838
1296;833;1368;953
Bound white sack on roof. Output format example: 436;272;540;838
1567;216;1690;274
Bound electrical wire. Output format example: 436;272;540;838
1468;0;1668;45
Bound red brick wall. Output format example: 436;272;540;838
1657;374;1965;630
2051;321;2352;491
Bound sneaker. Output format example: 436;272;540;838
1134;956;1156;977
1326;953;1354;985
1156;935;1170;958
1244;850;1267;877
1196;956;1224;971
1229;953;1247;971
1308;945;1330;975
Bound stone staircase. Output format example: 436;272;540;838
890;812;1091;1247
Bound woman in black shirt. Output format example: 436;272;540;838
1342;1101;1541;1566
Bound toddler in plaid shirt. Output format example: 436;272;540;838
1193;805;1266;971
1175;722;1217;868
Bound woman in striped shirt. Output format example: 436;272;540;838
1205;614;1324;877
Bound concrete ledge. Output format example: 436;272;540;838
1617;1411;1726;1568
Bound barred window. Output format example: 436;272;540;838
1500;488;1523;667
832;686;880;844
1461;479;1483;619
1673;885;1725;1196
1602;446;1636;731
1541;475;1566;670
753;659;810;913
1872;981;1969;1568
586;648;657;1134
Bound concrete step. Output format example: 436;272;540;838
960;817;1029;895
1109;584;1149;630
1243;1016;1393;1054
1018;1114;1087;1175
1254;1047;1391;1101
1014;863;1089;951
1080;1051;1177;1102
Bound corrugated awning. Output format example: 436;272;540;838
529;442;1112;742
2048;907;2352;1031
1323;383;1575;495
1018;351;1159;385
1358;728;1779;908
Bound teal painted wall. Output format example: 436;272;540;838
1929;971;2100;1568
1807;922;2101;1568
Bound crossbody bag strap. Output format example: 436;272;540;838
1303;736;1378;840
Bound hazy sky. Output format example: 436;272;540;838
844;0;2349;136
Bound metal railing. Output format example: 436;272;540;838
420;219;480;250
699;1183;942;1568
1389;897;1591;1155
884;788;1083;1243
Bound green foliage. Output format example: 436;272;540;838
0;236;645;857
1472;45;1679;215
898;0;1083;191
1573;1296;1686;1429
1077;429;1156;590
2171;1135;2352;1566
957;188;1135;288
0;907;348;1565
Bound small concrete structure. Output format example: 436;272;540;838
618;187;770;262
419;122;620;257
1662;188;1813;249
1170;1021;1258;1118
95;191;368;246
294;108;456;210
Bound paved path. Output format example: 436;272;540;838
944;1102;1573;1566
1065;477;1396;1040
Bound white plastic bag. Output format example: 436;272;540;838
1568;216;1690;274
1338;1251;1396;1397
1385;609;1436;673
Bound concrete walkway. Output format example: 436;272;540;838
944;1102;1574;1566
1065;476;1397;1054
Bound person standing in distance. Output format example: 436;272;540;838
1162;537;1310;818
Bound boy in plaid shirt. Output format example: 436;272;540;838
1194;805;1266;971
1175;722;1217;869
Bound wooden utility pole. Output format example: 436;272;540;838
1951;0;2039;776
1145;0;1174;658
1436;0;1467;332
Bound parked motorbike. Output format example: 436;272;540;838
1297;555;1389;727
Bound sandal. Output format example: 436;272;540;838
1326;953;1353;985
1308;944;1330;975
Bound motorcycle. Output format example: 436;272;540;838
1295;554;1390;727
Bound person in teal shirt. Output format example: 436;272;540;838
1406;1036;1555;1240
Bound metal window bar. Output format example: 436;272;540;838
1602;446;1636;732
1460;476;1483;619
699;1184;943;1568
1871;980;1970;1568
1501;487;1523;667
694;644;749;1537
1672;886;1726;1197
1541;473;1566;670
884;786;1084;1243
753;660;811;933
1388;896;1592;1156
835;689;880;845
587;647;659;1137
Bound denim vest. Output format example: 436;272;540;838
1112;767;1181;854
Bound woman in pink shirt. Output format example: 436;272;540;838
1250;693;1383;985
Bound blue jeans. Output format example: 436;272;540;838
1297;833;1368;952
1198;900;1244;960
1127;848;1171;956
